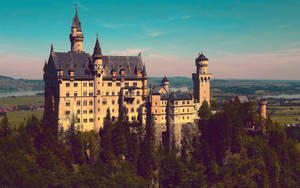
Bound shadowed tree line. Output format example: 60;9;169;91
0;101;300;187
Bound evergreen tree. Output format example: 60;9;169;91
137;103;157;181
0;112;10;137
99;108;115;163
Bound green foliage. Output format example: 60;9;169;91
1;99;300;187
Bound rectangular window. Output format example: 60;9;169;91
66;101;70;106
89;92;93;97
89;101;93;106
66;83;70;87
97;90;100;95
66;92;70;97
125;82;129;87
112;92;115;96
137;100;140;105
89;82;93;87
182;101;185;105
74;83;78;87
187;101;190;104
102;100;107;105
74;92;78;97
108;82;112;87
65;111;70;115
89;109;93;114
133;82;137;86
131;108;134;113
83;91;87;96
77;110;80;114
89;118;94;122
83;110;87;114
116;82;121;87
83;100;87;106
83;83;87;87
112;100;115;105
84;119;87;123
77;100;81;106
175;102;178;105
106;92;109;96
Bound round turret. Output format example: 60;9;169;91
162;76;169;92
196;53;209;74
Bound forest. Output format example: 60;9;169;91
0;101;300;188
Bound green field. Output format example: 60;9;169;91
6;110;43;127
0;95;44;106
0;95;44;126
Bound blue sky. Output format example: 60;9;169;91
0;0;300;79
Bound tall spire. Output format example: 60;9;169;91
72;8;82;31
70;8;84;52
50;44;54;52
142;63;147;77
93;33;102;58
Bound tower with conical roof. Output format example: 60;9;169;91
162;76;169;92
69;8;84;52
192;53;212;110
92;34;104;130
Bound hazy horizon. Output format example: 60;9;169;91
0;0;300;80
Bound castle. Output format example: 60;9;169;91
43;9;212;135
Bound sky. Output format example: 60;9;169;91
0;0;300;80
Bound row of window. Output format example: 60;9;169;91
66;81;140;88
174;101;191;105
67;99;141;106
66;106;139;116
65;91;94;97
66;82;94;88
154;100;191;106
154;116;191;121
153;108;191;113
65;90;142;97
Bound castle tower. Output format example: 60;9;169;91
142;64;148;97
162;76;169;92
69;8;84;52
192;53;212;109
92;34;103;131
258;99;267;119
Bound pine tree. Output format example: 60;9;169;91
0;112;10;136
99;108;115;163
137;102;157;181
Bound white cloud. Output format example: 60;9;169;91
181;15;191;20
110;48;151;56
147;31;165;37
75;2;89;11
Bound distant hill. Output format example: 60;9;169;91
0;75;44;93
1;75;300;97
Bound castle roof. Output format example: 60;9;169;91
196;53;208;61
162;76;169;83
71;9;82;31
93;35;102;58
47;52;146;80
160;91;192;101
229;95;249;104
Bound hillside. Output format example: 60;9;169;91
0;75;43;93
1;75;300;97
